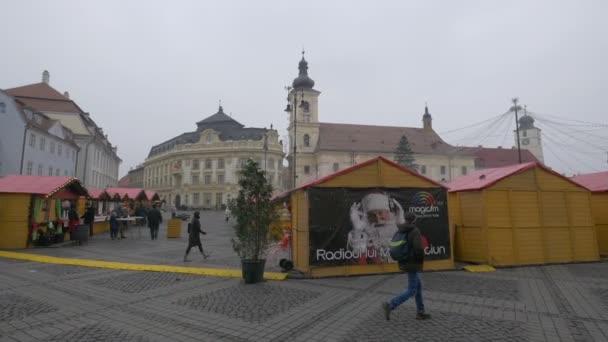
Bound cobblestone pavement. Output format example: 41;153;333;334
0;211;607;341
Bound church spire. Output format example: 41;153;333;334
292;51;315;89
423;103;432;130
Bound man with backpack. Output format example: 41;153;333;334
382;211;431;321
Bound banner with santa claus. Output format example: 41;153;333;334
308;187;450;266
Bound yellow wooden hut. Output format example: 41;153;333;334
86;188;113;235
280;156;453;278
448;162;599;266
0;175;89;249
573;171;608;256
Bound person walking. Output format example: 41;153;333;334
147;203;163;240
81;204;95;237
183;211;209;261
224;206;231;222
109;209;119;240
382;212;431;321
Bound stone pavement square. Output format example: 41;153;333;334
0;211;606;341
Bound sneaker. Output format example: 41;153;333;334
381;302;391;321
416;313;431;320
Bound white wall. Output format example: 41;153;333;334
0;93;25;176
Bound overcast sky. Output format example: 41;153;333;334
2;0;607;177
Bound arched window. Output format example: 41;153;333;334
303;134;310;147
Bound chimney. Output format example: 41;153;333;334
63;91;70;99
42;70;50;84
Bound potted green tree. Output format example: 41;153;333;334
229;159;277;284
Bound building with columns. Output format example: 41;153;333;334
144;106;285;209
284;56;540;187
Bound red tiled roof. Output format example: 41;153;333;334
0;175;88;197
317;123;469;155
117;175;131;187
6;82;68;100
105;187;147;201
446;162;585;192
572;171;608;192
458;146;538;168
273;156;445;200
5;83;84;114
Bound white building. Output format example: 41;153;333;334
0;90;78;177
145;106;285;209
5;71;121;188
284;56;540;187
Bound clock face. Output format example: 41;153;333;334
522;138;530;145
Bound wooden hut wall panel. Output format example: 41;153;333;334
514;228;544;264
458;192;484;262
592;194;608;256
292;191;310;273
461;227;485;262
378;163;435;187
460;192;483;227
486;191;511;228
536;168;581;192
448;193;464;260
571;227;599;261
492;169;536;190
567;192;593;227
510;191;541;228
318;164;379;187
544;227;573;263
0;194;30;249
487;228;515;265
540;192;569;227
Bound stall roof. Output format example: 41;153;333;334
572;171;608;193
87;188;111;200
105;187;147;200
446;162;584;192
145;190;159;201
273;156;445;201
0;175;89;198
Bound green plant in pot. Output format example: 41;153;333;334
229;159;277;284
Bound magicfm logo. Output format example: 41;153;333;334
408;191;441;217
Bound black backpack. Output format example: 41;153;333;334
389;230;410;262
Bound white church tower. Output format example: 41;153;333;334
514;108;544;163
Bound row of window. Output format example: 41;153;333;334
91;170;115;188
319;162;468;178
25;161;73;177
147;157;280;179
29;133;76;161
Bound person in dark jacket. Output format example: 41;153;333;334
183;211;209;261
147;203;163;240
81;204;96;237
109;210;119;240
382;212;431;321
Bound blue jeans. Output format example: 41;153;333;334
390;271;425;313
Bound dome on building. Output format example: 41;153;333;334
292;56;315;89
518;115;535;129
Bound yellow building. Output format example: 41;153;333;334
573;171;608;256
144;106;285;209
279;156;453;278
448;162;599;266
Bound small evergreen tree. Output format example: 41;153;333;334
394;135;418;171
229;159;277;261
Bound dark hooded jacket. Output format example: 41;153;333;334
188;214;206;245
397;223;424;273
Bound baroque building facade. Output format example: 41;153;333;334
144;106;284;209
285;56;541;187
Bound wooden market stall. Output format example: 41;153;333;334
280;156;453;278
447;162;599;266
86;188;112;235
573;171;608;256
0;175;89;249
105;187;148;213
